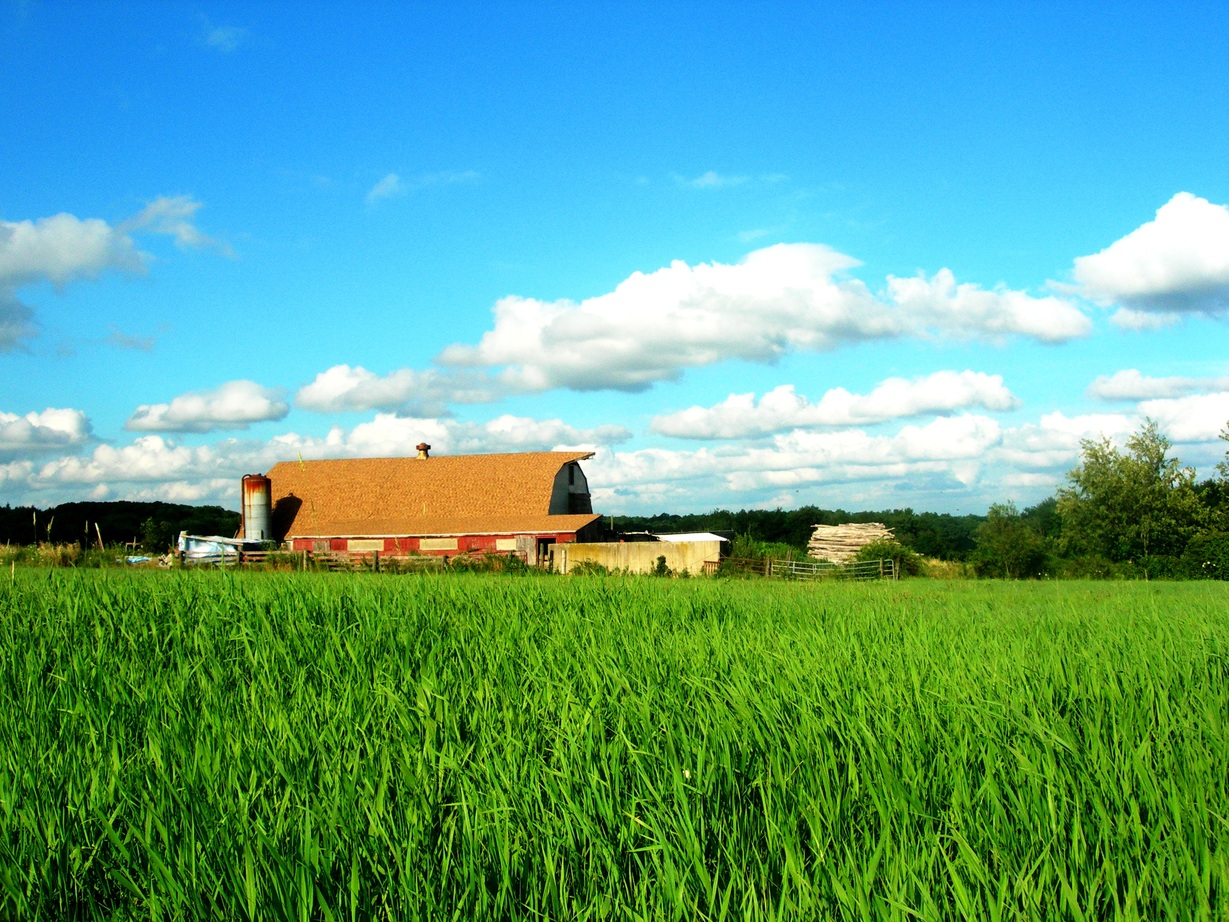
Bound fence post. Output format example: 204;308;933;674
879;559;884;579
373;550;380;573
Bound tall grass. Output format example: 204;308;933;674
1;572;1225;919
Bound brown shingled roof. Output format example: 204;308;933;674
266;451;598;539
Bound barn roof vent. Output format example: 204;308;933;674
416;442;431;459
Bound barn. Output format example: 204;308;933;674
258;448;603;565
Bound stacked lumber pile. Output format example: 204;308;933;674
807;523;894;563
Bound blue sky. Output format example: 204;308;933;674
3;1;1228;516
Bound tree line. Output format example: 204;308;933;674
0;501;240;553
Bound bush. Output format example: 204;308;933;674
919;557;971;579
854;538;923;577
568;560;610;577
1056;555;1125;580
1179;532;1229;580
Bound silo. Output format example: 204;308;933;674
241;474;273;541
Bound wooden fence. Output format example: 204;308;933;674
705;556;897;581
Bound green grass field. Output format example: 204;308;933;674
1;571;1226;920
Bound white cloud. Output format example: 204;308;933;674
1088;369;1229;401
651;370;1019;439
295;364;499;415
122;195;231;254
0;212;143;287
0;198;224;350
440;244;1088;394
1138;392;1229;443
1073;192;1229;315
36;436;220;485
126;381;289;433
342;413;630;457
886;268;1092;343
586;414;1005;511
0;408;92;454
1109;307;1182;331
994;411;1137;472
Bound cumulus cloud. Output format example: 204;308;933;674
887;269;1092;343
994;411;1137;472
342;413;630;457
438;244;1089;394
651;371;1020;439
295;364;499;415
126;380;289;433
1137;393;1229;443
1088;369;1229;401
1073;192;1229;316
0;212;143;287
0;198;224;350
0;408;92;455
586;414;1004;509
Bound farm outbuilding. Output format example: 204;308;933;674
254;450;602;565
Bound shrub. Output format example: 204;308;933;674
854;538;923;576
1179;532;1229;580
568;560;610;576
1056;555;1125;580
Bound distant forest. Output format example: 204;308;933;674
0;502;240;551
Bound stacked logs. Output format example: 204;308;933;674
807;523;894;563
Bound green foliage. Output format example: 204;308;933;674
1;573;1226;917
1058;418;1206;567
853;537;922;576
139;517;175;554
651;554;672;577
1218;422;1229;481
1179;532;1229;580
1055;555;1121;580
1020;496;1062;538
972;502;1050;578
568;559;610;576
729;532;766;561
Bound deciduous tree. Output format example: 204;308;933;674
1057;419;1205;568
972;502;1048;578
